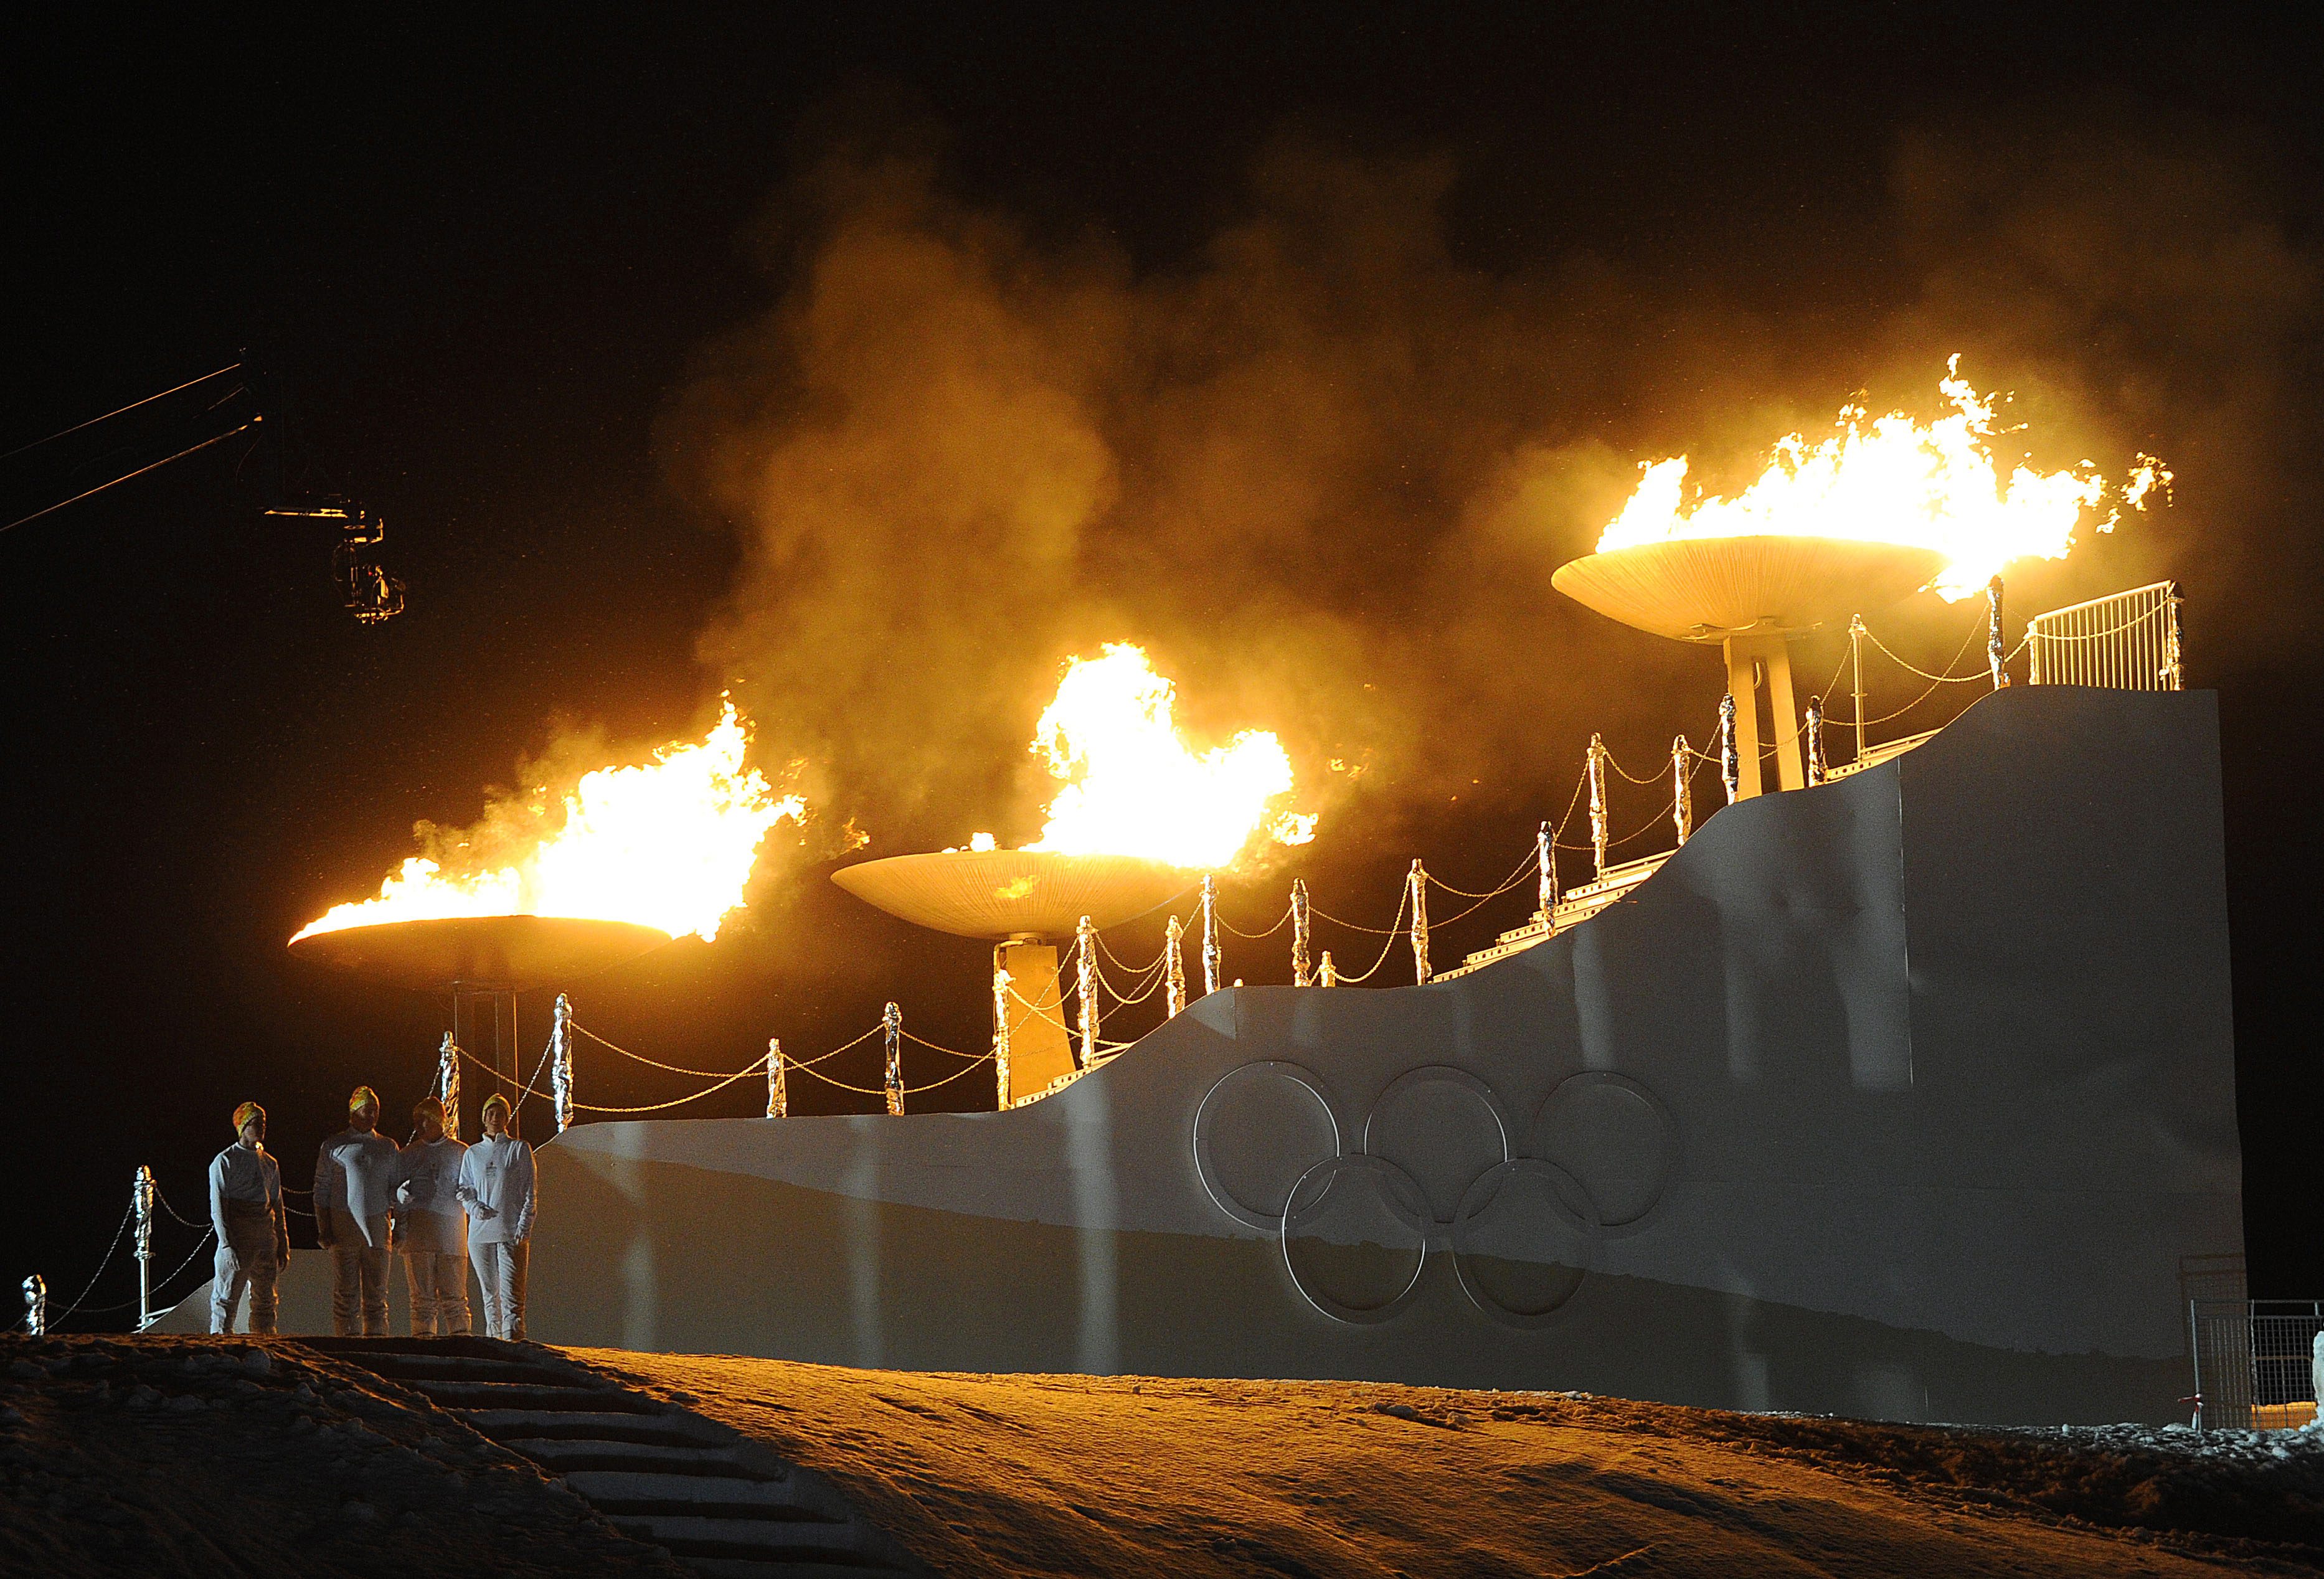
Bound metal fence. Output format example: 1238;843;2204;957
2027;580;2183;690
2189;1299;2323;1430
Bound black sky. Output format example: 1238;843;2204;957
4;6;2320;1328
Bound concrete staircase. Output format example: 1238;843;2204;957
1437;850;1673;979
301;1337;923;1578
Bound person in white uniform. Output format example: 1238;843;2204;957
458;1093;536;1341
394;1096;470;1336
209;1101;289;1335
315;1085;402;1337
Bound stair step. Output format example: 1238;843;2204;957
686;1561;916;1579
501;1438;762;1476
328;1354;605;1388
589;1494;835;1522
300;1338;922;1577
608;1514;890;1563
563;1471;811;1512
404;1380;663;1412
458;1408;724;1447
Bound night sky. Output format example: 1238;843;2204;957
6;7;2319;1329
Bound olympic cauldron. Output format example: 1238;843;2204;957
289;915;673;1120
1551;534;1945;796
832;849;1190;1103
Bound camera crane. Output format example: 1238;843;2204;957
0;358;405;623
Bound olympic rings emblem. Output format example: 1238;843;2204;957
1192;1061;1676;1328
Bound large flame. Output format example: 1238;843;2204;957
980;644;1315;870
1598;358;2170;599
293;699;805;943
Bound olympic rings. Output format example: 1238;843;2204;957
1192;1059;1676;1327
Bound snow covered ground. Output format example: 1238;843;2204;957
3;1334;2320;1575
0;1334;687;1576
585;1352;2324;1577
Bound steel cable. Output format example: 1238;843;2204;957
1424;847;1539;898
1218;904;1292;940
0;361;242;461
43;1202;135;1327
149;1182;209;1232
1328;882;1414;984
1859;613;1988;684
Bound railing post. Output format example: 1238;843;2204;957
437;1032;462;1142
882;1002;904;1115
2165;581;2185;691
1318;951;1337;987
1850;615;1867;765
1076;915;1100;1070
1671;736;1693;845
766;1038;787;1119
133;1165;154;1332
1164;916;1187;1017
1536;820;1559;921
1200;875;1221;997
21;1275;44;1337
1587;734;1610;879
549;992;574;1136
1987;575;2010;690
1719;695;1739;806
1290;879;1312;987
1408;859;1431;986
1804;697;1826;787
991;948;1013;1109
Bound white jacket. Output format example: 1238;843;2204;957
208;1141;286;1251
316;1128;402;1247
393;1136;468;1255
458;1135;536;1245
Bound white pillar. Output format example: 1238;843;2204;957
1536;819;1559;921
1290;879;1311;987
1200;875;1221;997
882;1002;904;1115
1587;734;1610;879
1164;916;1187;1017
991;951;1013;1109
1408;859;1430;986
1719;693;1740;806
133;1166;154;1332
1804;697;1826;786
1988;575;2010;690
21;1276;44;1337
1076;915;1100;1068
549;992;574;1135
1671;735;1693;845
437;1032;462;1141
1850;615;1868;765
766;1037;787;1119
2165;581;2185;690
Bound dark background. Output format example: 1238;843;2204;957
3;7;2317;1332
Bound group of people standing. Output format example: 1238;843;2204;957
205;1085;538;1342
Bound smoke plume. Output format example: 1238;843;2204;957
664;99;2317;857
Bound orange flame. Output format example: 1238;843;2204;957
1598;358;2168;599
976;644;1315;870
292;698;805;943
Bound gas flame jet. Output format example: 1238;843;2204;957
990;643;1315;870
1598;357;2170;598
293;698;805;945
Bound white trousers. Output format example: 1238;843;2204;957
403;1250;471;1336
470;1240;529;1341
327;1208;392;1337
210;1237;279;1335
